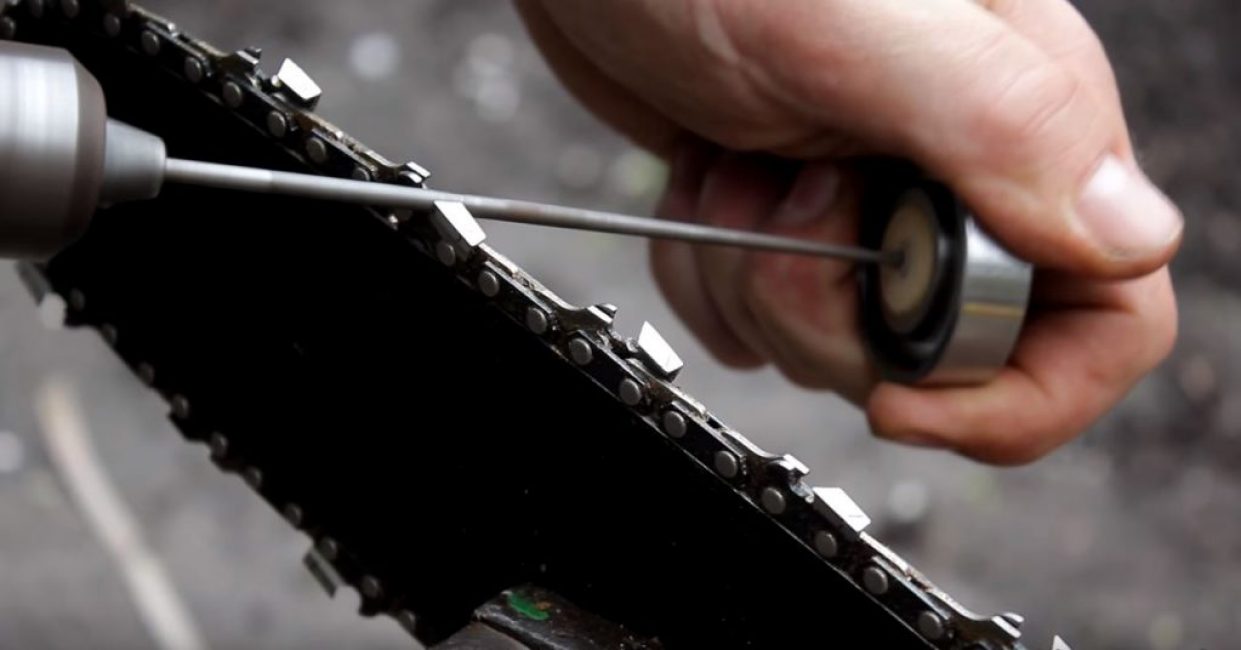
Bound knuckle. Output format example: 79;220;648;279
968;54;1090;158
1014;73;1085;146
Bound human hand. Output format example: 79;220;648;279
515;0;1183;464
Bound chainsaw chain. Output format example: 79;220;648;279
2;1;1060;648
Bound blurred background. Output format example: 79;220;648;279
0;1;1237;648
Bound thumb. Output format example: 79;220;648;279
890;4;1184;278
749;0;1184;277
925;48;1185;279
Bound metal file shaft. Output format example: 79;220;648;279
163;158;897;266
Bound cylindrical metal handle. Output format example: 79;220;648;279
859;173;1033;386
0;40;108;260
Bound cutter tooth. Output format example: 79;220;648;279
636;322;684;380
272;58;321;109
812;487;872;540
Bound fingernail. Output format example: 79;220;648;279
1075;155;1183;259
774;163;841;226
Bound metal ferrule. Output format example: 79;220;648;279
923;216;1032;385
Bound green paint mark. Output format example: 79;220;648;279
507;591;552;622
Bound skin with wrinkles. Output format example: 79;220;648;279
514;0;1183;465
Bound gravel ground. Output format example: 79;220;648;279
0;1;1236;649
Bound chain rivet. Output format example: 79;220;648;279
222;81;244;108
171;395;191;419
102;13;122;37
526;308;550;336
662;412;687;439
813;531;839;559
140;30;160;56
863;566;890;596
183;57;205;83
137;363;156;386
619;378;643;406
714;451;740;479
208;433;229;459
305;138;328;164
760;487;787;515
568;338;593;366
283;504;304;528
435;241;457;267
360;576;383;600
68;289;85;312
317;537;339;561
918;611;946;641
477;270;501;298
266;110;288;138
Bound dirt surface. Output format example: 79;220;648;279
0;1;1236;649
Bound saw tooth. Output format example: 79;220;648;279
812;486;872;540
272;58;322;109
635;322;683;381
431;201;487;264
